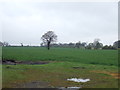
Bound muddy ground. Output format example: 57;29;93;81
15;81;81;89
15;81;51;88
2;60;50;65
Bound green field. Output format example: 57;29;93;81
2;47;118;66
2;47;119;88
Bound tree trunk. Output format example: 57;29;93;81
47;41;50;50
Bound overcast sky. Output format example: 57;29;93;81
0;2;118;46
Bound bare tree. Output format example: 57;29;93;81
41;31;57;50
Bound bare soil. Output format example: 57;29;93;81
90;70;120;79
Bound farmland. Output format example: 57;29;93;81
2;47;119;88
2;47;118;66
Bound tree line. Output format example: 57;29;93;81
0;31;119;50
40;31;119;50
41;40;119;50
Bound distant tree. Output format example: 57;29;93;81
68;42;75;48
0;41;3;46
58;43;62;47
86;43;94;49
75;41;81;48
93;38;103;49
95;43;103;49
102;45;116;50
113;40;120;49
20;43;23;47
81;42;87;47
102;45;109;49
61;43;68;47
40;43;44;47
3;42;9;46
51;43;59;47
81;42;87;49
118;40;120;48
41;31;57;50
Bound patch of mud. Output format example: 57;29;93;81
2;60;50;65
91;70;120;79
16;81;51;88
109;73;120;79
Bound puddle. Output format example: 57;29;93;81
59;87;81;90
67;78;90;83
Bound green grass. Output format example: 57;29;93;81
2;47;119;88
2;62;118;88
2;47;118;66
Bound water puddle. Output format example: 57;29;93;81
67;78;90;83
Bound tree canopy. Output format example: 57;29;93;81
41;31;57;50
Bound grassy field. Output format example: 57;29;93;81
2;47;118;66
2;47;119;88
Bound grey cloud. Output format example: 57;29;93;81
1;2;118;45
